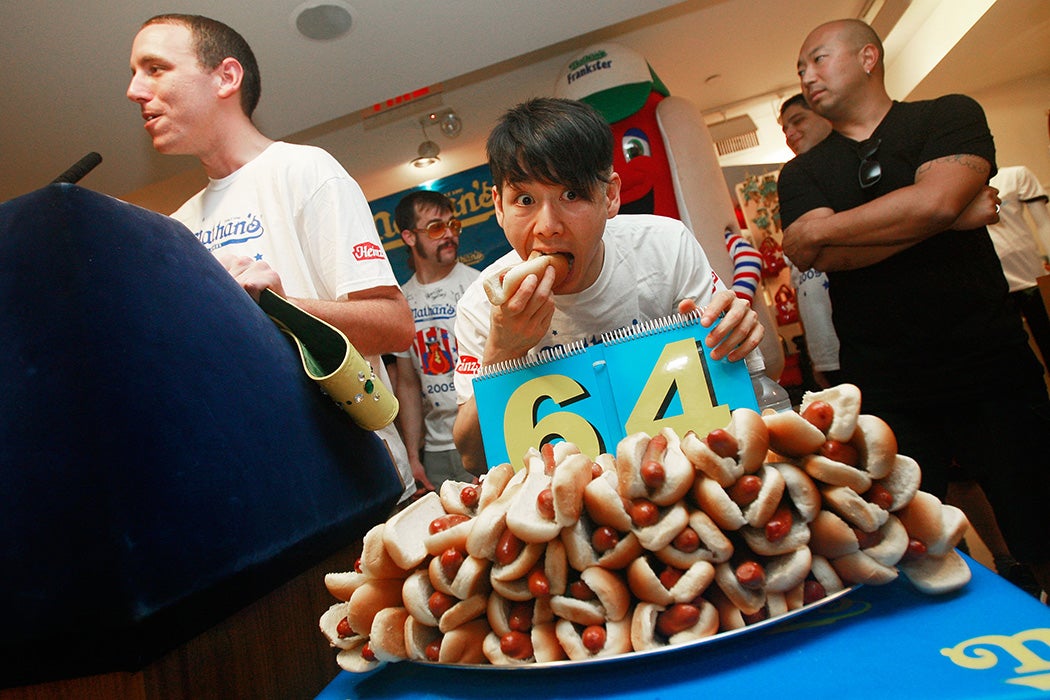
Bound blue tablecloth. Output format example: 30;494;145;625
316;555;1050;699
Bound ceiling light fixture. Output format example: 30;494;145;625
412;125;441;168
421;108;462;138
411;109;463;168
293;1;354;41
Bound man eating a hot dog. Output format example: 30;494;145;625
452;97;763;475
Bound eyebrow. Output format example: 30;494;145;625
797;42;829;70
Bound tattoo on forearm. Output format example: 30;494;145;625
915;154;990;177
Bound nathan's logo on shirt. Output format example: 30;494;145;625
456;355;481;375
418;327;455;377
353;242;385;261
195;214;264;250
413;302;458;323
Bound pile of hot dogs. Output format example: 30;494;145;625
319;383;971;670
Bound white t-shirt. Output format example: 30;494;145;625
397;262;480;451
788;260;840;372
988;165;1050;292
172;141;415;500
454;214;724;404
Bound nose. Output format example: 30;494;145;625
532;201;562;238
126;71;148;103
799;66;816;90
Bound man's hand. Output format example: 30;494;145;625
214;250;286;301
679;289;763;362
950;185;1000;230
483;265;557;365
782;207;835;271
408;453;435;494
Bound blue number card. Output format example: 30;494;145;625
472;311;759;469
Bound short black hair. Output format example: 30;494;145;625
394;190;455;233
486;97;613;201
779;93;809;121
144;14;261;118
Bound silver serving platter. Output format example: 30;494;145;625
407;585;859;671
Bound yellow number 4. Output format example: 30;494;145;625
624;338;729;437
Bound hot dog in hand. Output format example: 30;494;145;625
484;251;571;305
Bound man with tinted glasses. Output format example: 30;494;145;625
392;190;479;489
778;19;1050;598
127;14;419;502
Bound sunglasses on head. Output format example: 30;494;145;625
414;217;462;239
857;137;881;189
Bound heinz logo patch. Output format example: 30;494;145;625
456;355;481;375
353;242;385;261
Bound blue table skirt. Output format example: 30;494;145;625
316;555;1050;700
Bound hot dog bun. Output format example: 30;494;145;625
348;579;405;637
556;617;632;660
896;490;968;557
439;462;513;517
631;599;719;651
319;601;361;650
616;429;695;506
359;522;412;579
830;549;899;585
770;462;821;523
505;449;562;543
654;510;733;569
582;468;634;532
626;555;715;605
763;409;827;458
899;549;972;595
483;252;571;305
383;491;447;570
550;566;631;625
368;606;411;662
680;409;767;486
803;453;872;494
821;484;889;534
630;500;691;551
874;454;921;512
852;414;897;479
428;550;491;600
763;546;813;593
334;637;381;673
406;616;490;664
800;383;862;442
324;569;369;602
562;513;644;571
713;560;765;615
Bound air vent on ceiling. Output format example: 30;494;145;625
709;114;760;156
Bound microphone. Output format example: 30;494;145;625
51;152;102;185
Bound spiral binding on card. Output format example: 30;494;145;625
600;309;704;347
477;339;589;379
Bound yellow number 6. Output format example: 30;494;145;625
503;374;604;469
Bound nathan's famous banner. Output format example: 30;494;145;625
369;163;512;285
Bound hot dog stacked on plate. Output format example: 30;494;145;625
319;383;971;670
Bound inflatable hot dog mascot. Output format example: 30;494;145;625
553;43;784;378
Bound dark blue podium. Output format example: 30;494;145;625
0;185;402;689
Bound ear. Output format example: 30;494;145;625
214;57;244;101
859;43;879;76
400;229;417;247
604;172;622;218
492;185;505;227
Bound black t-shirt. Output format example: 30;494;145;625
777;95;1032;404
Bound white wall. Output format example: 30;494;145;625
974;71;1050;188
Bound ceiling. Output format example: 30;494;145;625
1;0;1048;206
